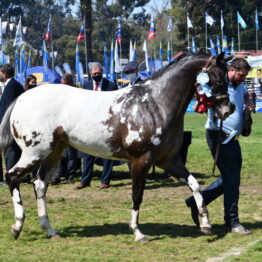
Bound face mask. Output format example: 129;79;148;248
92;75;102;83
28;84;36;89
127;73;137;83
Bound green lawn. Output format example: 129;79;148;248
0;113;261;262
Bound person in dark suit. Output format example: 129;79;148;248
75;62;118;190
0;64;24;183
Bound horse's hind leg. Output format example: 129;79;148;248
5;153;41;239
33;144;67;238
158;155;211;235
129;154;152;243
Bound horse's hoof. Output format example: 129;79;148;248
200;227;212;235
49;233;61;239
11;225;21;240
135;235;149;243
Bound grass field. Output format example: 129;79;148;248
0;114;261;262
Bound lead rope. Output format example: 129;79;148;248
212;120;223;176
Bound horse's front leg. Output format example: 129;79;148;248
158;155;212;235
129;154;151;243
33;176;59;238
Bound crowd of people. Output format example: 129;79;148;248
0;57;256;235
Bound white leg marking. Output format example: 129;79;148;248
34;179;57;236
188;174;211;229
12;188;24;231
130;209;147;242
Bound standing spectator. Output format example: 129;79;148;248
185;58;255;234
0;64;24;184
75;62;118;190
123;61;142;86
24;74;37;91
51;73;81;185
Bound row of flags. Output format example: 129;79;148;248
187;10;260;30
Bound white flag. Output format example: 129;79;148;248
187;14;193;28
167;16;173;32
221;11;224;30
143;39;150;73
205;12;215;26
114;40;121;73
13;17;23;47
129;40;133;61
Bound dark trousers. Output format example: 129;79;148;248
4;141;21;171
201;130;242;228
55;147;80;180
0;154;3;181
81;154;113;185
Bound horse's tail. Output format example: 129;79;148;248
0;99;17;152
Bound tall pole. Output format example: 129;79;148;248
170;34;173;56
221;10;224;48
238;22;240;52
205;20;208;53
84;16;88;77
187;25;190;51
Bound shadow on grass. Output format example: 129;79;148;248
59;222;203;240
90;171;208;190
207;221;262;242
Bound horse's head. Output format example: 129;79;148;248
204;52;235;120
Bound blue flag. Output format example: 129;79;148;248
255;9;259;30
27;47;32;69
191;37;196;53
167;40;171;63
216;35;221;54
159;39;163;60
14;47;19;77
109;40;115;82
209;37;217;56
20;45;26;77
75;43;81;85
42;40;49;82
237;12;247;29
222;36;228;56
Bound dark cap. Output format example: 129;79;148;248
123;61;138;74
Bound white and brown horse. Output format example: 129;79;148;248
0;52;234;242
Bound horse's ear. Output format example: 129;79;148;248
224;55;234;62
216;52;225;64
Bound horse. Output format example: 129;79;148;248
0;52;234;242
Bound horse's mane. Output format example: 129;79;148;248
147;52;209;81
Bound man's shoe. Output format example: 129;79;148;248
100;183;110;189
228;224;251;235
185;197;200;227
74;183;90;190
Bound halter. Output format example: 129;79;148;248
194;55;229;113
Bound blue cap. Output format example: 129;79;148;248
123;61;138;74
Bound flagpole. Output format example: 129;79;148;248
221;11;224;47
153;37;156;59
238;22;240;52
205;17;208;53
170;34;173;56
120;42;122;80
84;15;89;78
187;24;190;51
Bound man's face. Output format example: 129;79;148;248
228;67;249;86
0;71;7;82
91;67;102;77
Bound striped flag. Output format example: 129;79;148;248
75;43;81;84
167;40;171;63
148;17;156;40
116;18;122;45
20;45;26;76
45;15;52;41
209;37;217;56
77;21;85;42
114;40;121;73
143;40;150;73
42;40;49;81
191;37;196;53
103;43;109;78
109;40;115;82
216;35;221;54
